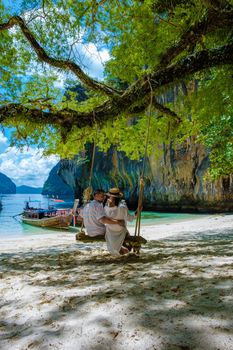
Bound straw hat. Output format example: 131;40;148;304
105;187;123;198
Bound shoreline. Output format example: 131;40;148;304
0;213;232;253
1;214;233;350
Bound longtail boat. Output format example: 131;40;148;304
21;199;74;229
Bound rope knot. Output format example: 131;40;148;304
139;177;145;188
83;186;92;204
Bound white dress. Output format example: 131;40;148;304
104;203;135;255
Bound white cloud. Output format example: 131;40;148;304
20;40;110;89
42;43;110;89
52;43;110;87
0;131;9;154
0;131;8;145
0;146;59;187
74;42;110;80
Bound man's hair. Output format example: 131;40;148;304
93;189;105;196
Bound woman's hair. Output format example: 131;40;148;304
114;197;121;207
106;196;121;207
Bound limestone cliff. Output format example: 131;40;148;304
42;163;74;196
145;140;233;212
56;142;232;212
0;172;16;194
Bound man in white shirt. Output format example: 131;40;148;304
80;189;125;237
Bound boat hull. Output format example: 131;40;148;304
22;214;72;229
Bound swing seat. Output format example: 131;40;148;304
75;230;147;245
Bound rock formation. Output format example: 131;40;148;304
42;163;74;196
0;172;16;194
56;141;233;212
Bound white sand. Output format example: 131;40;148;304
0;214;233;350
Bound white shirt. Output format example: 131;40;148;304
80;200;106;236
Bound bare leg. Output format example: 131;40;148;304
119;246;129;255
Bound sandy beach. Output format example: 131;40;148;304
0;214;233;350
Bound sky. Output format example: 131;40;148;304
0;1;110;188
0;131;59;187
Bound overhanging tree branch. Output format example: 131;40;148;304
158;7;233;68
1;43;232;129
153;0;192;13
0;16;120;97
153;0;232;13
203;0;233;11
120;43;233;119
0;97;180;129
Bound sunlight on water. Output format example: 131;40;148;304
0;194;74;238
0;194;205;239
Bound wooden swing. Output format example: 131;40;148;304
76;93;153;253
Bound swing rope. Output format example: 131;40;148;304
82;141;96;204
134;78;153;252
82;111;97;204
80;112;97;232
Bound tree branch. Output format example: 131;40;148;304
152;0;191;13
1;43;232;129
153;99;181;122
0;16;120;96
158;7;233;68
0;103;64;125
203;0;233;11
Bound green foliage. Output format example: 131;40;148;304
190;68;233;177
0;0;233;178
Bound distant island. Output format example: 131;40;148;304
16;185;43;194
0;172;16;194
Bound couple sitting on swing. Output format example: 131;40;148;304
79;187;139;255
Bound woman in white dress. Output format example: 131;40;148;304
104;187;136;255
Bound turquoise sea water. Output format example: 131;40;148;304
0;194;204;239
